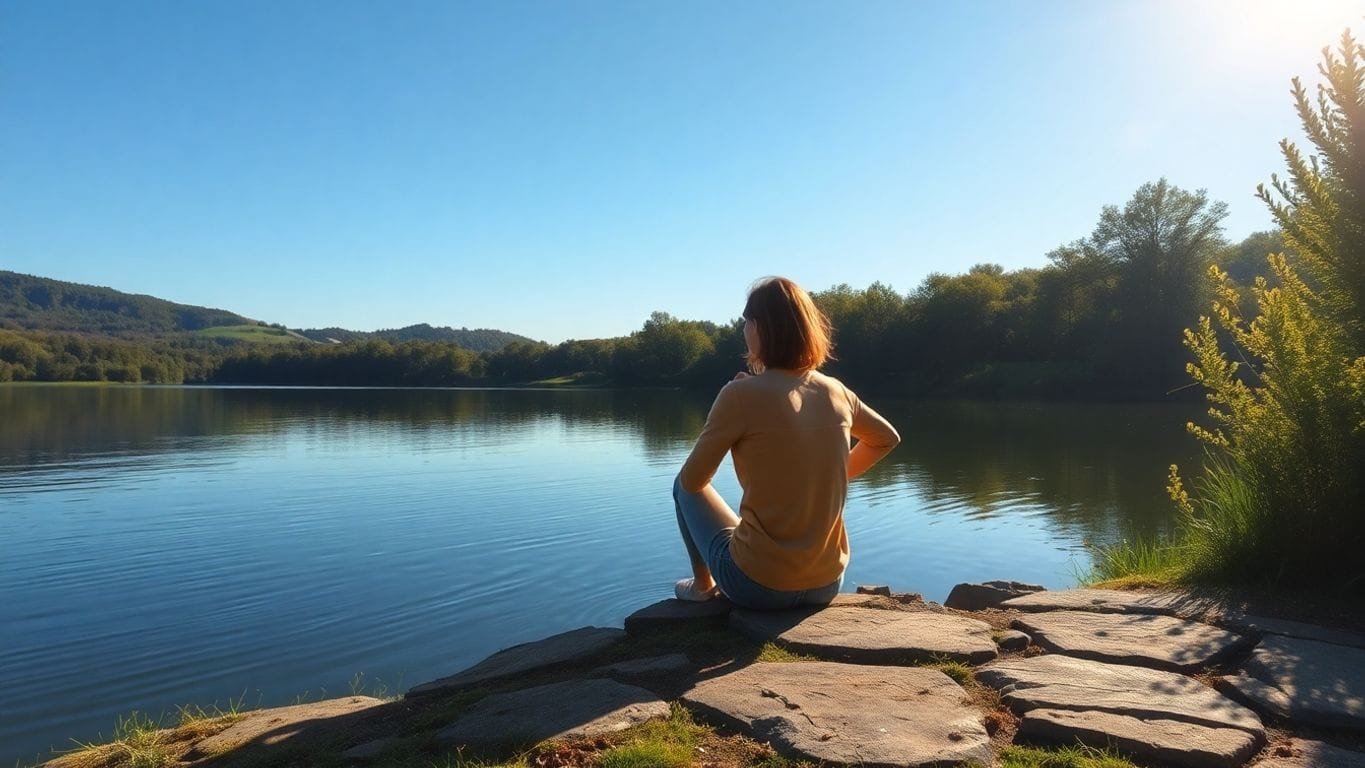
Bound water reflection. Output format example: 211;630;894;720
1;386;1199;544
0;385;1206;765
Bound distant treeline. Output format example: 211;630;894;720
0;181;1287;398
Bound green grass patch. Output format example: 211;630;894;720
755;642;817;663
426;751;528;768
1083;456;1284;589
60;706;245;768
596;703;706;768
997;744;1140;768
921;657;974;685
1083;535;1189;587
192;325;311;345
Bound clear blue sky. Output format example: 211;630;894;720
2;1;1360;342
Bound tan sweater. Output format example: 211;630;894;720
679;370;900;590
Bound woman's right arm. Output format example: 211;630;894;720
848;397;899;480
679;382;746;492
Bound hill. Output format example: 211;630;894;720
0;271;535;352
0;271;253;337
297;323;534;352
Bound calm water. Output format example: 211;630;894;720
0;385;1201;763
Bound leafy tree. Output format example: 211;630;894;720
1218;230;1289;285
1166;30;1365;589
1090;179;1229;392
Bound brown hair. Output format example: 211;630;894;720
742;277;834;372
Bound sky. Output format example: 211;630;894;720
2;1;1362;342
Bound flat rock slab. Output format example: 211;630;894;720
1221;634;1365;730
184;696;387;760
730;605;997;664
945;580;1045;611
1013;610;1253;672
682;661;991;767
593;653;693;677
436;678;668;747
1221;613;1365;649
624;598;732;635
408;626;625;695
1001;588;1202;615
1251;738;1365;767
978;654;1264;735
1019;708;1262;768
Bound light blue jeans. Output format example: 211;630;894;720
673;475;842;610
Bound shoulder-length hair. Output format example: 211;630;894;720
742;277;834;372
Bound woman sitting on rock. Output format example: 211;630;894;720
673;276;901;609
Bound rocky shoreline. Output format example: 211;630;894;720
40;582;1365;768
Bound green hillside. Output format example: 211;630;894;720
193;325;315;345
297;323;534;352
0;271;252;336
0;272;532;352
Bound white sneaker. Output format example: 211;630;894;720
675;577;720;602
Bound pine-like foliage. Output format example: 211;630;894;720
1259;30;1365;347
1171;31;1365;590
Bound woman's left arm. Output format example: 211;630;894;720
848;398;900;480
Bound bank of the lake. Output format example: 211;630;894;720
2;385;1204;763
34;583;1365;768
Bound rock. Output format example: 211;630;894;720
856;584;892;596
995;629;1031;652
945;580;1045;611
408;627;625;695
593;653;693;677
184;697;387;760
1013;610;1254;672
435;679;668;747
977;654;1264;735
1220;613;1365;649
1216;675;1297;721
828;592;881;607
1250;738;1365;767
1001;588;1201;615
1221;634;1365;730
1018;708;1262;768
624;598;733;635
730;605;997;664
343;738;392;759
682;661;991;767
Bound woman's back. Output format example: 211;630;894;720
682;369;861;590
671;275;899;607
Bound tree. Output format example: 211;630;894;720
1166;30;1365;589
1090;179;1228;392
1259;30;1365;348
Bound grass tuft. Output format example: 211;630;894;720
755;642;816;663
997;744;1140;768
919;656;975;685
62;712;174;768
595;703;706;768
1084;535;1188;586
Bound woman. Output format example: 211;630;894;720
673;277;900;609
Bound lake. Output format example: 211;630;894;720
0;384;1201;764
